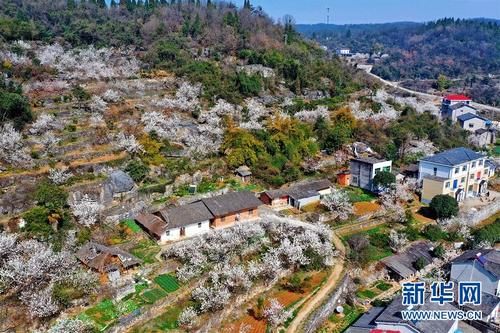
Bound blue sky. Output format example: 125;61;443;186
249;0;500;24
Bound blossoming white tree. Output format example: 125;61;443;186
388;229;409;252
178;306;198;328
48;168;73;185
0;234;97;318
36;44;140;80
36;131;61;154
114;132;144;155
88;95;108;113
321;187;353;220
48;318;92;333
70;194;103;227
263;299;292;328
0;123;32;167
29;113;62;135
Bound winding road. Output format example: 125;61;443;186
364;70;500;114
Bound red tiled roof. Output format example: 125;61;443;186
445;94;471;101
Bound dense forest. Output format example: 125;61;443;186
298;18;500;105
0;0;366;125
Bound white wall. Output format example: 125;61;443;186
419;161;452;180
296;195;320;209
159;220;211;243
372;160;392;179
460;117;487;132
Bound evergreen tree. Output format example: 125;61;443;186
67;0;76;9
97;0;107;8
244;0;251;9
110;0;118;7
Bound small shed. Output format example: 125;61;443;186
337;171;351;186
235;165;252;182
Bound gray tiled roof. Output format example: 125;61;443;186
75;242;141;272
265;179;332;200
159;201;214;229
463;292;500;316
381;241;434;279
346;307;385;332
201;191;262;217
450;102;476;111
452;249;500;278
421;147;484;166
457;112;488;122
376;294;458;333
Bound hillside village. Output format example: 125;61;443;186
0;1;499;333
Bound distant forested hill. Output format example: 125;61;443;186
298;18;500;80
298;18;500;105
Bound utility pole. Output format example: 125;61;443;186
327;7;330;24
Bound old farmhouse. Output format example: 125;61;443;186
135;191;262;243
259;179;332;210
76;242;142;282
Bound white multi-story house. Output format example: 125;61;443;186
350;157;392;192
450;249;500;325
441;94;476;122
418;147;490;203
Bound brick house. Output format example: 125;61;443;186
200;191;262;228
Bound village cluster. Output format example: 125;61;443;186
0;35;498;333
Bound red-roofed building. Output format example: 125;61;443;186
441;94;476;122
444;94;471;102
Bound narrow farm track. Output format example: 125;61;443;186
286;230;346;333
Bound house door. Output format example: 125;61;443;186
477;171;481;180
453;180;458;189
479;180;487;194
180;227;186;237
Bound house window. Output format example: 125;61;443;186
454;167;459;174
479;160;483;166
165;230;170;236
249;209;254;215
472;162;476;168
469;123;474;128
461;177;465;183
433;167;438;176
462;165;467;172
470;174;474;179
198;222;202;228
445;182;450;188
375;168;381;174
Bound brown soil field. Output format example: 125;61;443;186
353;202;381;216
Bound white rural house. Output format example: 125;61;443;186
441;94;476;122
350;157;392;192
135;201;212;243
457;113;492;132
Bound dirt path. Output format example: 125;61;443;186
286;231;346;333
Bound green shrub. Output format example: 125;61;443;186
237;72;262;96
22;206;51;235
124;160;150;182
34;180;68;210
422;224;447;241
373;171;396;189
430;194;458;218
473;218;500;247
